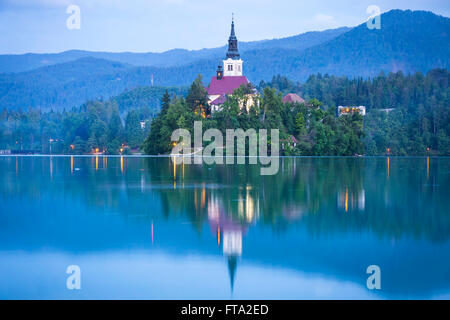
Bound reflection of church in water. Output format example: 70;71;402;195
206;187;259;292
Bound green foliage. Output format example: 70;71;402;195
0;99;149;154
142;95;194;155
144;69;449;156
125;110;144;149
186;75;209;115
112;86;187;114
264;69;450;156
143;78;365;156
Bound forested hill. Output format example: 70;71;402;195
274;9;450;80
0;27;350;73
0;10;448;111
111;86;188;114
0;56;213;110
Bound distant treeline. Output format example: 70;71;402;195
0;101;150;155
0;86;187;154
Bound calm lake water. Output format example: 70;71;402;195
0;156;449;299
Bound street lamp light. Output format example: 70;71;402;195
49;138;54;154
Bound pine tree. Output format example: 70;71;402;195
161;90;171;116
186;75;208;114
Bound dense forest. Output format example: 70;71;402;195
0;85;187;154
0;101;151;155
260;69;449;155
1;69;448;156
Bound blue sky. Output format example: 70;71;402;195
0;0;449;54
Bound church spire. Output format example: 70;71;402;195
226;14;240;60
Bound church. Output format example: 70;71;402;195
207;17;258;113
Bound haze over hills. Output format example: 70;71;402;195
0;9;448;111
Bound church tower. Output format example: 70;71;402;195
207;15;255;112
223;16;243;77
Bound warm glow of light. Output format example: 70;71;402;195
70;144;75;150
345;187;348;212
427;156;430;179
217;227;221;246
95;156;98;171
194;190;198;211
387;157;390;178
173;158;176;180
70;156;73;174
245;187;255;222
120;156;124;173
201;183;205;209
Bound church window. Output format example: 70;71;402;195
228;65;233;71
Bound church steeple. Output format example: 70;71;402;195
226;14;240;60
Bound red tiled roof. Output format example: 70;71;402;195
207;76;249;96
283;93;305;104
210;94;227;105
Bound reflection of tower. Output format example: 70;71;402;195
238;185;260;223
227;255;237;292
207;191;258;293
223;230;242;256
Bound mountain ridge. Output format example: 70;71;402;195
0;9;448;111
0;27;350;74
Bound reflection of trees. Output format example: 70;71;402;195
0;156;449;242
150;157;450;242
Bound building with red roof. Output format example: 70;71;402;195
282;93;305;104
207;17;258;112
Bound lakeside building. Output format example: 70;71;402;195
207;18;258;113
338;106;366;116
